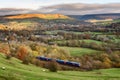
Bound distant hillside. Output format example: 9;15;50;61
5;14;70;20
69;13;120;20
0;24;6;30
0;14;74;31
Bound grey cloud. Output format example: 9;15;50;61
0;3;120;16
0;8;30;16
38;3;120;15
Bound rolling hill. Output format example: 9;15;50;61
0;13;73;31
5;14;70;20
69;13;120;20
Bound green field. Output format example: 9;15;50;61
114;39;120;43
44;30;64;35
0;53;120;80
60;47;100;56
55;39;103;45
97;19;120;26
44;30;106;35
79;39;103;44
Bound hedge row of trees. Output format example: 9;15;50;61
0;42;70;64
34;51;120;71
77;52;120;70
32;51;120;71
58;32;91;40
57;40;115;52
0;42;120;71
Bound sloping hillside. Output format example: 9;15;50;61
0;24;6;30
0;53;120;80
69;13;120;20
5;14;70;20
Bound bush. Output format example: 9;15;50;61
6;54;12;60
102;61;111;68
17;45;32;60
32;59;41;66
0;44;10;54
47;60;59;72
22;52;34;65
93;60;103;69
22;57;29;65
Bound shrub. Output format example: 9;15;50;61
93;60;103;69
22;57;29;65
22;52;34;65
32;59;41;66
114;62;120;68
0;44;10;54
47;60;59;72
6;54;12;60
17;45;31;60
102;61;111;68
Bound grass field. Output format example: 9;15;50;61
0;53;120;80
55;39;103;45
97;19;120;26
44;30;64;35
79;39;103;44
44;30;106;35
60;47;100;56
114;39;120;43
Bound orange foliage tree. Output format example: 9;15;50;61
17;45;31;60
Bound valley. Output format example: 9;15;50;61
0;0;120;79
0;13;120;80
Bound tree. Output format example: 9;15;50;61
17;45;32;60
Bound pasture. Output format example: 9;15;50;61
60;47;100;56
44;30;105;35
55;39;103;45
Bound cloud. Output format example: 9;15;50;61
38;3;120;15
0;8;30;16
0;3;120;16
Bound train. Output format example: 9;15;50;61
36;56;80;67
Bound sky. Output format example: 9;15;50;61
0;0;120;9
0;0;120;15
